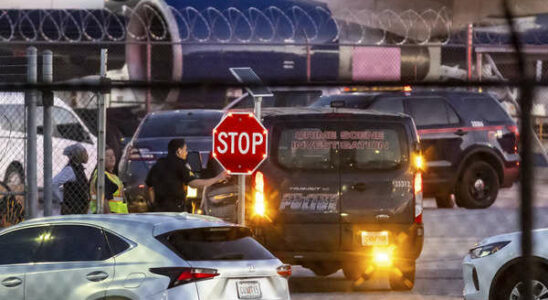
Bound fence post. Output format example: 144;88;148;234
25;47;38;219
96;49;108;213
42;50;53;217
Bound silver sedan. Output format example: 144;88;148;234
0;213;291;300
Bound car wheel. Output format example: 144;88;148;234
455;161;499;209
493;268;548;300
4;164;24;188
342;261;366;281
389;260;415;291
309;261;340;277
435;193;455;208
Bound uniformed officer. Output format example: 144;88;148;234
146;138;229;212
89;147;129;214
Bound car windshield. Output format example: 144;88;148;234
275;120;407;170
157;227;275;261
139;113;221;138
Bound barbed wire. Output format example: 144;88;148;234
0;5;459;45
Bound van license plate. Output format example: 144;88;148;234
237;281;261;299
361;231;389;246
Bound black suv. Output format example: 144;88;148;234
311;91;520;208
204;107;424;290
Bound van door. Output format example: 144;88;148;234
264;119;340;252
338;120;414;250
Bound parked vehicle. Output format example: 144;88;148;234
204;107;424;290
0;93;97;190
0;213;291;300
118;109;223;213
463;228;548;300
311;91;520;209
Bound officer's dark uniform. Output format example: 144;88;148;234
145;145;196;212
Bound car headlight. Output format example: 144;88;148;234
469;241;511;259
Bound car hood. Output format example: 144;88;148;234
474;228;548;249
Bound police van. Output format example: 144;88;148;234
203;106;424;290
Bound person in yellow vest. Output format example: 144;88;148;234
89;147;128;214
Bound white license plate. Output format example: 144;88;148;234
361;231;389;246
237;281;262;299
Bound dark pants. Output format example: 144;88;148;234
152;196;185;212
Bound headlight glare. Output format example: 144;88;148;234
470;241;511;259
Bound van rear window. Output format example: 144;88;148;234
275;121;407;170
157;227;275;261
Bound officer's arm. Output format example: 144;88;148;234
148;187;155;205
188;171;229;188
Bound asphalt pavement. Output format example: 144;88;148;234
290;173;548;299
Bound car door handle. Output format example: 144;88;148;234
454;129;468;136
86;271;109;282
352;183;367;191
2;277;22;287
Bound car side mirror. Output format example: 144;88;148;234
187;151;203;173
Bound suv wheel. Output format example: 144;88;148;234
435;193;455;208
455;161;499;209
389;260;415;291
309;261;340;277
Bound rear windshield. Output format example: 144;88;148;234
463;97;511;124
139;113;221;138
157;227;275;261
275;120;408;170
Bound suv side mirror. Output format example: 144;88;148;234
187;151;203;173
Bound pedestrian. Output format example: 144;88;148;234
89;147;128;214
146;138;229;212
52;143;89;215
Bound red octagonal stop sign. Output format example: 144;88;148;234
212;112;268;175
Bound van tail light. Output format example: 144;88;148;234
277;264;292;278
150;267;219;288
253;171;266;217
128;146;155;161
414;173;423;224
507;125;519;153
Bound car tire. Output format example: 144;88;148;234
309;262;340;277
435;193;455;208
389;260;415;291
342;261;366;281
493;266;548;300
455;161;499;209
4;164;24;188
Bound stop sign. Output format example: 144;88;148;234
212;112;268;175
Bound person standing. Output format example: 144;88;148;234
52;143;89;215
89;147;128;214
146;138;229;212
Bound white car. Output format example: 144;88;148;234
0;213;291;300
463;229;548;300
0;93;97;189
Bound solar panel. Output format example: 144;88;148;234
229;67;273;98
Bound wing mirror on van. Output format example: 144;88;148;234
187;151;203;174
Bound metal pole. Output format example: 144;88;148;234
25;47;38;219
146;40;151;113
238;175;245;225
42;50;53;216
537;60;543;82
96;49;108;214
254;96;262;119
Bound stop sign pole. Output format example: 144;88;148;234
225;67;272;225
